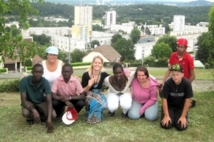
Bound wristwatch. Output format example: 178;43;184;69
69;96;72;100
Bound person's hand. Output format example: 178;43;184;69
32;109;41;124
65;101;74;108
60;96;70;102
161;116;171;127
88;78;95;87
46;120;54;133
178;116;188;128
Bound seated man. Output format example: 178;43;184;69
51;63;85;118
160;64;193;131
19;64;55;133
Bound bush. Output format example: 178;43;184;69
155;57;168;67
130;62;142;67
0;68;7;73
71;62;91;66
24;59;32;66
0;79;20;92
205;63;210;69
143;56;156;67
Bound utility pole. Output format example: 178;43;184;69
68;30;71;64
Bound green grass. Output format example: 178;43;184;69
146;68;214;80
0;92;214;142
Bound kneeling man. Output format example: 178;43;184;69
19;64;55;133
160;64;193;131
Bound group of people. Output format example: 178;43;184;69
19;38;195;133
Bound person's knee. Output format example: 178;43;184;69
160;122;173;129
128;110;140;119
22;108;31;118
175;122;188;131
76;100;85;107
120;100;132;110
145;113;158;121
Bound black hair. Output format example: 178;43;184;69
62;63;73;71
134;66;149;78
112;63;123;72
32;64;43;71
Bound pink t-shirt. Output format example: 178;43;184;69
51;75;84;96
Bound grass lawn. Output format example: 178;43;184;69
145;68;214;80
0;92;213;142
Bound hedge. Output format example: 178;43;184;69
0;79;20;92
71;62;91;66
0;68;7;73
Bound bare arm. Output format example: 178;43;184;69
70;92;85;100
162;98;169;117
189;70;195;83
162;69;171;83
51;92;61;100
46;94;53;123
20;92;34;110
181;98;191;118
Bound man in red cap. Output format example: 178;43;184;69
160;38;196;107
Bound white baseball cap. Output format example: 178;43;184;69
62;108;78;125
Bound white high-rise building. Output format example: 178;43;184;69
106;10;116;26
173;15;185;32
74;6;92;26
72;6;93;42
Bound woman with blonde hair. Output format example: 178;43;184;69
81;56;109;124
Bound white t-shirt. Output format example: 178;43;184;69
42;60;63;87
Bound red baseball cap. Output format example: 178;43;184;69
62;108;78;125
177;38;188;47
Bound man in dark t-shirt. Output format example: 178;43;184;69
160;64;193;131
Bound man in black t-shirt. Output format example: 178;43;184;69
160;64;193;131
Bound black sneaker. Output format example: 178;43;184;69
108;111;115;116
121;112;128;118
190;100;196;108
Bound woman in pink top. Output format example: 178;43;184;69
128;66;159;121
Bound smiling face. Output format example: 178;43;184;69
92;57;103;71
46;53;58;63
113;67;124;81
136;71;148;84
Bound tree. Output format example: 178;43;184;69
31;34;51;45
70;49;87;62
92;24;104;31
208;6;214;66
0;0;43;62
111;34;122;45
152;42;172;59
195;32;212;64
90;40;100;48
130;27;141;44
157;35;177;52
112;38;135;61
145;27;151;35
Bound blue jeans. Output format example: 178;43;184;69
128;99;158;121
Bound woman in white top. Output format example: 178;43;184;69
41;46;63;87
104;63;134;117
